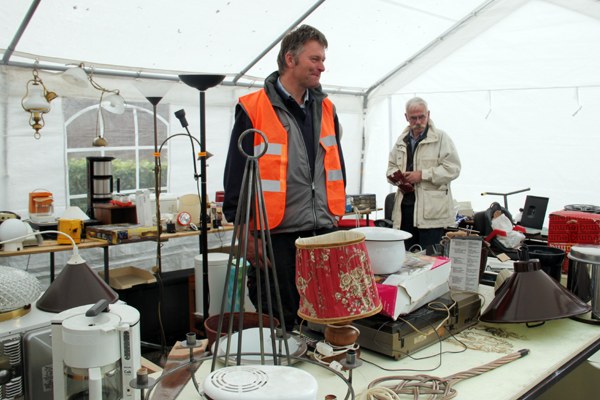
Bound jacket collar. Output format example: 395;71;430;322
264;71;327;108
400;119;439;144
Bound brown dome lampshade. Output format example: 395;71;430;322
36;258;118;313
480;258;591;325
0;227;118;313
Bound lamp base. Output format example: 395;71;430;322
315;323;361;370
324;323;360;347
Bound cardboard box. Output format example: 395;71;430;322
98;266;156;290
377;257;451;320
86;223;157;244
548;210;600;272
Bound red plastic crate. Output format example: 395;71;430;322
548;210;600;273
548;210;600;245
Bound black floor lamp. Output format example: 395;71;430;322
178;74;225;322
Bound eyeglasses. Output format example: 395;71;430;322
408;114;428;122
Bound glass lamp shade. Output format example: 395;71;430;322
295;230;382;324
480;259;591;324
62;66;89;87
0;266;43;313
135;80;173;105
22;83;51;113
101;92;126;114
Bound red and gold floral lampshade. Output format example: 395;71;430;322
295;230;382;324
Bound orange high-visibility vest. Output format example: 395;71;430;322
239;89;345;229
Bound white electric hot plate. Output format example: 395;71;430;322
212;327;307;366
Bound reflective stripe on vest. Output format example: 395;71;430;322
239;89;345;228
319;99;346;216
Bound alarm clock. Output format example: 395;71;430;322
176;211;192;229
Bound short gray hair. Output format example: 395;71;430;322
405;97;428;112
277;25;328;74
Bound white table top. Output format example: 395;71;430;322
161;285;600;400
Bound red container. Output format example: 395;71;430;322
548;210;600;272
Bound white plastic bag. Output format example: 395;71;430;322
491;213;525;248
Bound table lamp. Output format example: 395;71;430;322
0;219;118;313
296;230;382;352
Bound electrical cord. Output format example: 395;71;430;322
148;130;203;359
312;341;361;366
360;298;473;373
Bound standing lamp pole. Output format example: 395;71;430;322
135;80;173;276
179;74;225;322
148;97;163;274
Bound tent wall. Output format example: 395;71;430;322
363;0;600;222
0;66;365;219
0;65;364;284
363;88;600;224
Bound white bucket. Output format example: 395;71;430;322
195;253;255;318
195;253;229;318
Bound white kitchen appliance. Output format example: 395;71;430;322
51;300;141;400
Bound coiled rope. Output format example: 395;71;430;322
358;349;529;400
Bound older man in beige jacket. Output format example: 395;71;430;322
387;97;461;251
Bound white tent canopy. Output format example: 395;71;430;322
2;0;600;229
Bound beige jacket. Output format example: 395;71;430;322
386;120;461;229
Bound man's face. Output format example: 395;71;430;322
286;40;326;89
405;104;429;136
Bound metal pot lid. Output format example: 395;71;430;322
568;245;600;263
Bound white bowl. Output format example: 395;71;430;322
351;227;412;275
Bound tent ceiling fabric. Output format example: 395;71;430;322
2;0;492;94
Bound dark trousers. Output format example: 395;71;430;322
400;202;444;252
247;228;336;332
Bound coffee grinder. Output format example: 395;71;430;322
52;300;141;400
86;156;115;219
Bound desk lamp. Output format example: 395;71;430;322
0;219;118;313
296;230;382;359
178;74;225;320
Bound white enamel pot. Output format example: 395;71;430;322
350;227;412;275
